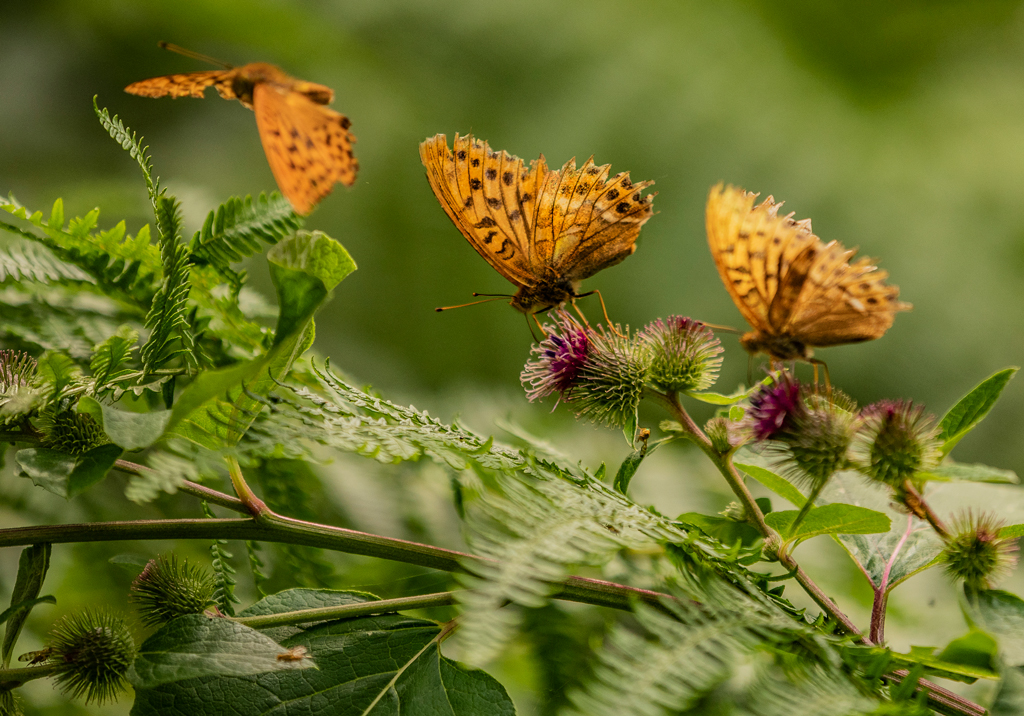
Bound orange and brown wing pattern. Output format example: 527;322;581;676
537;158;654;282
124;70;237;100
706;183;909;350
253;83;357;215
419;133;537;289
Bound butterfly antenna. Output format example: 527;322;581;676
702;322;740;334
471;292;514;298
435;296;508;312
157;41;233;69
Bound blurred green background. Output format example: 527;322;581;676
3;0;1024;713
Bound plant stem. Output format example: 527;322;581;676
227;456;269;517
788;480;826;536
0;663;61;687
902;479;950;539
113;459;247;513
0;517;671;613
232;591;459;628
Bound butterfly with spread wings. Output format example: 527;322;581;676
125;48;357;215
706;183;910;362
420;133;654;316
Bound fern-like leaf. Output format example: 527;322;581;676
0;240;92;285
189;193;302;293
202;501;239;615
90;325;139;394
0;194;161;305
140;196;197;382
93;97;161;208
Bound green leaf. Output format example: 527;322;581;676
169;231;355;449
892;633;999;683
131;589;514;716
128;614;315;689
0;596;55;628
35;350;81;400
621;407;638;446
765;503;890;542
90;324;139;393
677;512;762;547
93;97;161;207
1;544;51;667
992;666;1024;716
917;461;1019;484
1001;524;1024;539
735;462;807;508
613;435;649;494
966;590;1024;667
77;396;170;450
939;367;1018;456
15;444;123;499
728;404;745;421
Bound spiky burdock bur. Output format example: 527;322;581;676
0;349;37;392
37;409;107;455
745;375;855;490
131;554;217;627
849;399;941;489
565;324;652;428
640;316;723;393
47;609;135;705
943;511;1018;591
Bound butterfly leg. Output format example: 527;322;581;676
809;358;831;393
575;289;625;337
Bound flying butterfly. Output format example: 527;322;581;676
705;183;910;363
419;133;655;317
125;43;357;215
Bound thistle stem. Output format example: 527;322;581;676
901;479;950;539
226;456;269;518
0;663;62;687
113;459;247;513
788;480;826;537
232;591;459;629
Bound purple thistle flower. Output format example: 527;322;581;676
745;372;805;441
520;312;590;402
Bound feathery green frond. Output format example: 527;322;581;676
0;288;130;361
189;193;302;293
202;501;239;615
90;325;139;395
0;240;92;285
140;196;197;382
1;195;161;304
93;97;161;207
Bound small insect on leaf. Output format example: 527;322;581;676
276;645;308;662
125;46;357;215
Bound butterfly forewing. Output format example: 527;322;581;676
125;70;236;100
706;183;910;359
126;59;357;215
420;133;654;314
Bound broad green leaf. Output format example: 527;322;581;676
966;590;1024;667
2;544;51;667
614;438;649;494
168;231;355;449
0;596;56;628
1002;524;1024;539
992;666;1024;716
621;407;639;447
735;462;807;508
15;444;122;499
677;512;762;548
765;503;890;542
686;377;772;405
77;396;170;450
130;589;514;716
824;473;944;591
939;367;1018;456
128;614;315;689
917;461;1019;484
236;588;379;642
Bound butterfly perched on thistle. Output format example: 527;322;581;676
125;43;357;215
419;133;654;317
705;183;910;362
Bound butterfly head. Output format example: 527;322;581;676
739;331;812;362
230;63;334;107
510;278;580;315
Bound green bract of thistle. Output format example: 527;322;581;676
849;400;941;488
942;511;1018;590
47;609;135;705
130;554;217;627
565;325;652;428
38;410;108;455
640;316;723;393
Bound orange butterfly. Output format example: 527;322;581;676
125;44;357;215
419;133;654;315
705;183;910;362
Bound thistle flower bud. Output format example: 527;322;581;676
640;316;723;393
565;324;652;427
705;416;738;454
521;311;589;402
850;400;941;488
39;410;107;455
46;609;135;704
943;512;1018;590
130;554;217;627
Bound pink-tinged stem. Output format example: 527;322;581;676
870;515;914;645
